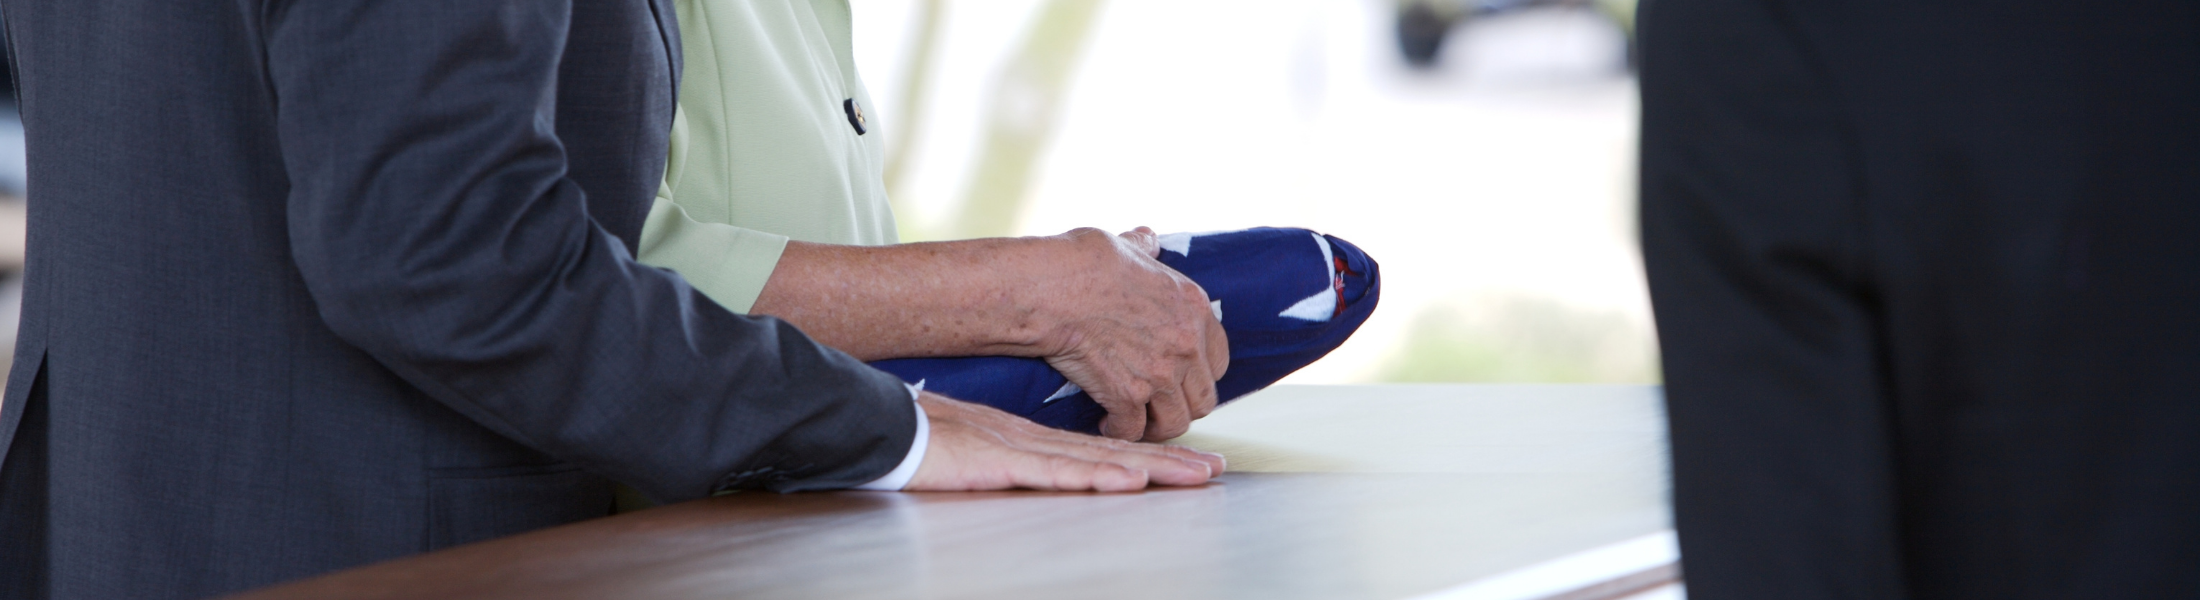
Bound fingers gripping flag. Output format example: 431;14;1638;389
868;227;1381;435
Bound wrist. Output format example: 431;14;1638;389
952;234;1076;356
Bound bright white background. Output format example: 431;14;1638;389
849;0;1652;384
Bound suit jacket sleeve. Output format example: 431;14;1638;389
263;0;916;499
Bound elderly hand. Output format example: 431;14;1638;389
906;391;1225;491
752;227;1230;442
1029;227;1230;441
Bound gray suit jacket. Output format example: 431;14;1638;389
0;1;916;598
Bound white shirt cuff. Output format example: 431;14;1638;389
853;381;928;491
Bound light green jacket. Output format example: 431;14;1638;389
637;0;899;313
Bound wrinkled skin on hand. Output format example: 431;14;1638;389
905;391;1226;492
752;226;1230;442
1033;227;1231;441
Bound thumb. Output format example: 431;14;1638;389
1118;226;1161;258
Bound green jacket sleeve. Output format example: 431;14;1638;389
636;103;792;314
637;192;789;315
638;0;900;313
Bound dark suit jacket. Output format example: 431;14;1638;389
0;1;917;598
1640;0;2200;597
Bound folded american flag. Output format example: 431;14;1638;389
869;227;1381;434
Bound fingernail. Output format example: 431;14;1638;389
1186;450;1226;474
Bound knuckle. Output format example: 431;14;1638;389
1140;376;1175;400
1150;422;1189;441
1121;378;1160;401
1046;454;1085;472
1174;281;1209;305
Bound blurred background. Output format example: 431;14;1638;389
0;0;1653;387
0;28;24;383
852;0;1653;385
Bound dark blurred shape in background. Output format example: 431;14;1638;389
1393;0;1636;70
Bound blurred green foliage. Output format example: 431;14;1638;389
1377;295;1658;383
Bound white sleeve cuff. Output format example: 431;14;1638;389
853;381;929;491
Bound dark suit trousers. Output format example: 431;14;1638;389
1639;0;2200;598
